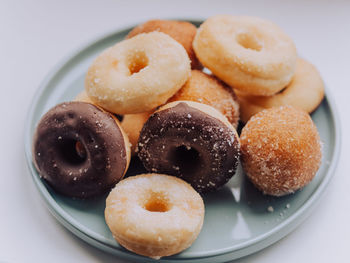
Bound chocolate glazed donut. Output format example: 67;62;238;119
32;102;130;198
137;101;240;192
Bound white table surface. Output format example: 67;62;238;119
1;0;349;262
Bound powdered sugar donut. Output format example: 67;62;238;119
105;173;204;259
236;58;325;123
86;32;191;114
193;15;297;96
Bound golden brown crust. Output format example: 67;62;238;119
126;19;202;69
121;112;151;155
240;106;322;196
169;70;240;128
110;114;131;175
236;58;325;123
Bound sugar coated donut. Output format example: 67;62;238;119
121;112;151;155
137;101;240;192
85;32;191;114
240;106;322;196
105;173;204;259
193;15;297;96
126;19;202;69
236;58;325;123
169;70;240;128
32;102;131;198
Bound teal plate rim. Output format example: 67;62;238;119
24;20;341;261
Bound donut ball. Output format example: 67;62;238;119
240;106;322;196
32;102;131;198
168;70;240;128
121;112;151;155
236;58;325;123
105;173;204;259
137;101;240;192
85;31;191;114
126;19;202;69
193;15;297;96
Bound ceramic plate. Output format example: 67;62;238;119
24;21;340;263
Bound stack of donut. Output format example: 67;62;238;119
32;16;324;259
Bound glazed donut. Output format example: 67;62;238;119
126;19;202;69
240;106;322;196
193;15;297;96
32;101;131;198
137;101;240;192
105;173;204;259
169;70;240;128
236;58;325;123
85;31;191;114
121;112;151;155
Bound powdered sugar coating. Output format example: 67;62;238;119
240;106;322;196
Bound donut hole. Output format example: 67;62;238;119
236;33;262;51
144;192;171;212
127;51;149;75
57;139;87;165
170;145;201;175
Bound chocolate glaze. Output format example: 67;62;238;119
32;102;127;198
137;102;240;192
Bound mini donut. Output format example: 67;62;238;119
193;15;297;96
85;31;191;114
120;112;151;155
105;173;204;259
126;19;202;69
240;106;322;196
236;58;325;123
32;101;131;198
168;70;240;128
137;101;240;192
